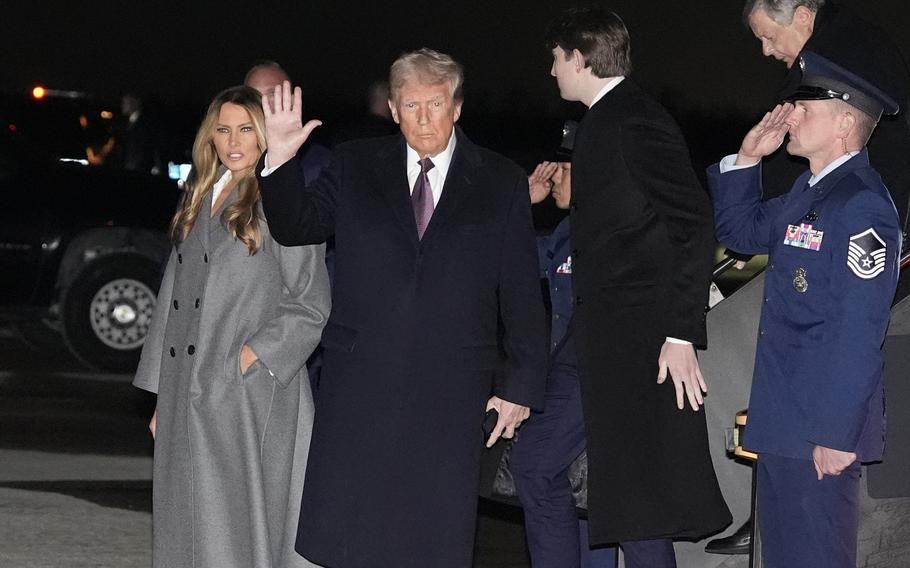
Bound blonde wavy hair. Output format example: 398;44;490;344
170;86;266;254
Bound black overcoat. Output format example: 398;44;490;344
569;79;731;544
258;130;547;568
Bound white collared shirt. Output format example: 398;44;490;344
262;131;457;209
211;169;233;212
406;130;457;206
588;76;626;108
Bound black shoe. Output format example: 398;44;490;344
704;518;751;555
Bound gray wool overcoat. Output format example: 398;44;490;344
133;189;330;568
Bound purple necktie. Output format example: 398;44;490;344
412;158;435;239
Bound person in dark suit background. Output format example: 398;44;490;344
708;51;900;568
331;80;400;145
541;8;731;567
257;48;547;568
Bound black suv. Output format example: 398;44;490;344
1;92;181;371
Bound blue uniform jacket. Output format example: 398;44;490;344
538;217;573;355
708;150;900;461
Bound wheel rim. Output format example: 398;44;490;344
88;278;156;350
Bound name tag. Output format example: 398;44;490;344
783;223;823;251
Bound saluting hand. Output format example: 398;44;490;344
528;161;559;204
737;102;794;166
485;396;531;448
261;80;323;170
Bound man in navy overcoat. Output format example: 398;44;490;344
257;49;547;568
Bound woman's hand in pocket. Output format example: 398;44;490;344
240;344;259;374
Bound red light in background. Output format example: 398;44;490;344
32;86;46;99
7;124;16;133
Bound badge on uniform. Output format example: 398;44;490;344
783;223;824;251
793;267;808;293
556;256;572;274
847;228;886;279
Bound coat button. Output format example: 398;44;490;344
195;298;200;308
187;345;196;355
178;254;183;264
759;329;766;337
204;253;209;263
575;296;583;305
173;300;179;310
169;347;176;357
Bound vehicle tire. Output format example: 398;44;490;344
61;254;162;372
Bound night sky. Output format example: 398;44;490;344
3;1;908;142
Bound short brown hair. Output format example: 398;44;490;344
545;7;632;78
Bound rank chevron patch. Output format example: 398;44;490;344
847;228;887;279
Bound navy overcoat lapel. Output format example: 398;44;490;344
374;136;420;247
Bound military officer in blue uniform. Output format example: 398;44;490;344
708;51;901;568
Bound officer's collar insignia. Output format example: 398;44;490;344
847;228;887;279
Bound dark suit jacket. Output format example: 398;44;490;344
569;79;731;543
258;129;547;568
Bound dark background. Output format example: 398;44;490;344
3;0;909;167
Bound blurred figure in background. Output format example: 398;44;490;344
116;93;165;174
332;79;399;145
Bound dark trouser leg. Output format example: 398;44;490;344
620;538;676;568
510;363;589;568
757;453;861;568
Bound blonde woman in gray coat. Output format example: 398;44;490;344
133;85;330;568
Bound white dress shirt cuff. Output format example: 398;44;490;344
719;153;760;174
261;154;278;177
665;337;692;345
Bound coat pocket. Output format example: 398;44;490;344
224;318;251;384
